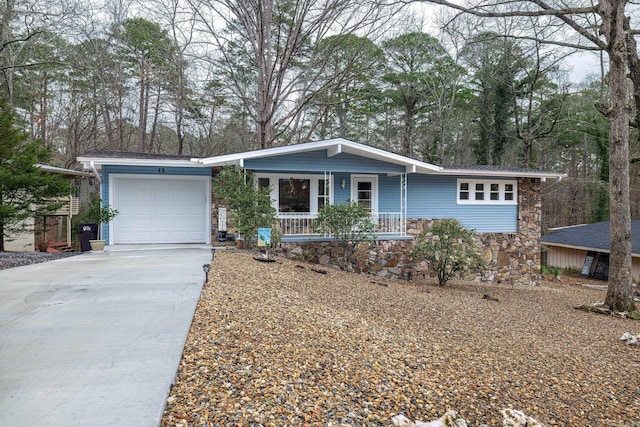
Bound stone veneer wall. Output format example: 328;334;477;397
277;177;543;286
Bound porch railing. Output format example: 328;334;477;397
278;212;318;235
278;212;404;236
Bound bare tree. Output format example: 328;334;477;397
410;0;635;311
187;0;397;149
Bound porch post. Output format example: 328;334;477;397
325;170;333;205
401;173;407;236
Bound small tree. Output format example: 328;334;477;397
82;198;119;240
0;100;69;251
411;218;485;286
311;201;377;271
212;165;278;248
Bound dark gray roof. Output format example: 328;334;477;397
542;220;640;254
82;151;194;160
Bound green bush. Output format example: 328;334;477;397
311;201;377;271
212;166;278;248
81;198;119;240
411;218;485;286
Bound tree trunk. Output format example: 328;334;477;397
149;83;161;153
40;72;48;146
256;0;273;149
624;17;640;140
0;0;15;102
602;0;635;312
0;193;4;252
138;68;149;152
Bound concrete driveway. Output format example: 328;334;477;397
0;245;212;427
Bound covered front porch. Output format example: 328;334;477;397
201;138;443;241
255;170;409;238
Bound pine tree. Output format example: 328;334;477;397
0;100;68;251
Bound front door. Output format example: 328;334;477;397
351;175;378;212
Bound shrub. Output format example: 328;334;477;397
212;166;278;248
411;218;485;286
81;198;119;240
311;201;377;271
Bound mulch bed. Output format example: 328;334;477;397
161;249;640;426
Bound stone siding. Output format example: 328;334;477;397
277;178;543;286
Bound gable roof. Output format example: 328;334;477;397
542;220;640;256
198;138;443;174
77;138;566;180
198;138;566;179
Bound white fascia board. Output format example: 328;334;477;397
200;140;339;166
199;138;443;173
439;168;567;180
77;156;203;169
338;143;441;173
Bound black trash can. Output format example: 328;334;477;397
78;223;98;252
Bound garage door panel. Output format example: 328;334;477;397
111;176;208;244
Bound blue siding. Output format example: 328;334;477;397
333;172;351;204
101;165;211;243
379;175;401;212
406;174;517;233
245;150;406;174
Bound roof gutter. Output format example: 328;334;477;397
437;168;567;181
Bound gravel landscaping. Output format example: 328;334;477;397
0;251;78;270
161;249;640;426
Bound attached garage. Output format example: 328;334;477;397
110;175;210;244
77;153;212;246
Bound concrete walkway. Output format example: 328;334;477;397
0;245;212;427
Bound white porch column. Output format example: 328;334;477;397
401;173;407;236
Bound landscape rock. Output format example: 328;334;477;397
0;251;78;270
392;410;467;427
620;332;639;345
391;414;413;426
161;250;640;426
501;408;546;426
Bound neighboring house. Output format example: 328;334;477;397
542;220;640;282
78;138;564;284
3;164;95;252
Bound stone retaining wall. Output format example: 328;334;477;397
277;178;543;286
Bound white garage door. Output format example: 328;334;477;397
110;175;209;244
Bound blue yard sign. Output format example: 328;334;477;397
257;228;271;247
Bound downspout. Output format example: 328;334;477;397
89;161;101;183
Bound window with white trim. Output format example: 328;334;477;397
457;179;517;205
254;173;330;213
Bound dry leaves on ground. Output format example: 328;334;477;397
162;249;640;427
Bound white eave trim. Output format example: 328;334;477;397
199;138;443;173
77;156;203;169
439;168;566;180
